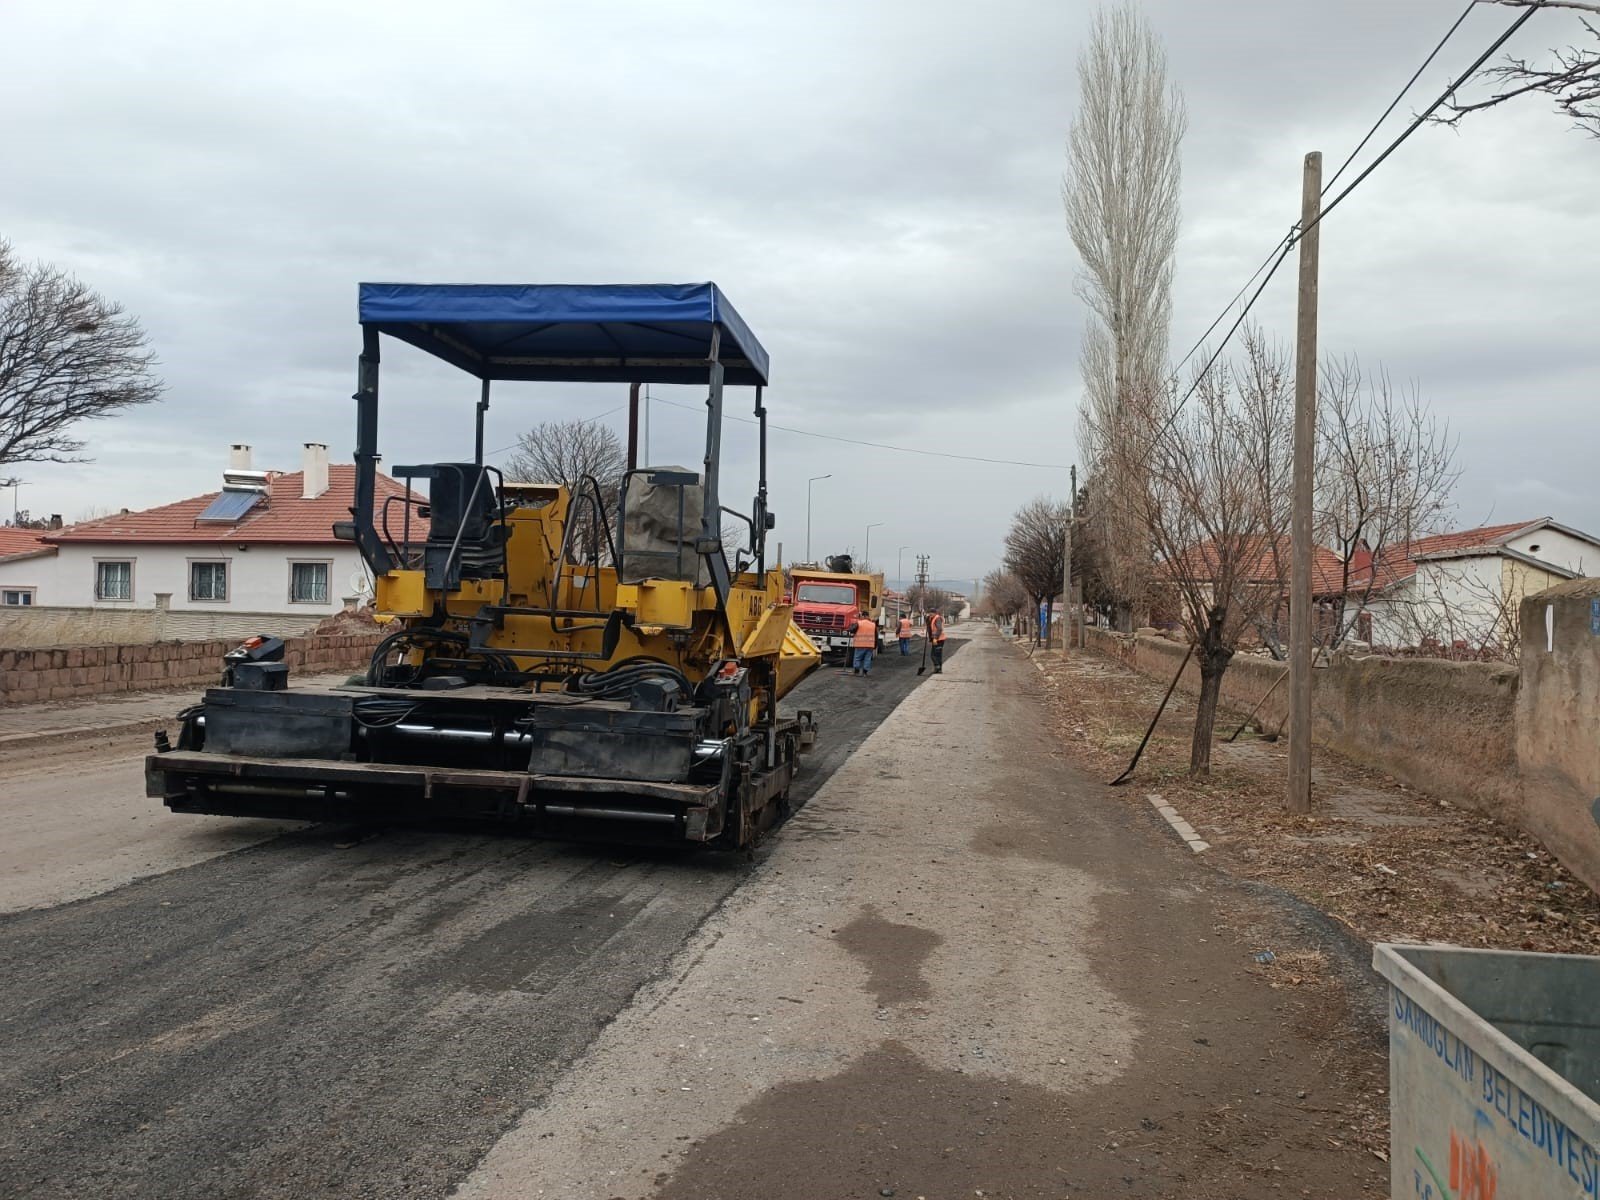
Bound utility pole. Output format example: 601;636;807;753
1060;463;1077;652
1287;150;1322;815
915;554;930;613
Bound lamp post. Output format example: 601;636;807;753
897;546;908;587
805;474;831;561
864;522;883;571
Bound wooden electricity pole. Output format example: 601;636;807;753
1287;150;1322;814
1060;464;1074;652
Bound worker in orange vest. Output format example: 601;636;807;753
927;609;946;673
851;610;878;676
896;614;913;655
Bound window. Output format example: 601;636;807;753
290;561;330;604
189;561;228;602
95;560;133;601
796;582;859;606
2;588;35;606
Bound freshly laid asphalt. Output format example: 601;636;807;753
0;641;958;1200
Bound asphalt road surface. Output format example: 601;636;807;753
0;641;959;1200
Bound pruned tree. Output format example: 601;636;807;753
1315;358;1457;649
1004;496;1069;643
0;239;163;470
1440;1;1600;137
505;419;626;562
1141;329;1293;775
1064;1;1186;628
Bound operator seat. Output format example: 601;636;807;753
404;463;508;590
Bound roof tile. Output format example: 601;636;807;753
46;465;428;545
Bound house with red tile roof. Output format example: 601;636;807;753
1355;518;1600;651
1153;521;1599;652
0;527;57;606
0;445;425;616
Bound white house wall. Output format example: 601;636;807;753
0;553;64;602
1364;556;1503;648
12;544;369;614
1503;528;1598;576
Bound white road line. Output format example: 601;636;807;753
1148;793;1210;853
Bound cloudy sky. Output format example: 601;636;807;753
3;0;1594;588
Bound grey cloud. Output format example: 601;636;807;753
1;0;1595;573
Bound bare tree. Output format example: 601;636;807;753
905;583;953;616
1141;329;1293;775
1064;1;1186;627
1004;496;1069;642
1440;1;1600;137
1315;358;1458;649
0;239;163;470
979;568;1028;625
505;419;626;562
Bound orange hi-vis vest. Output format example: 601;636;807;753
897;617;912;638
852;617;878;648
928;612;946;643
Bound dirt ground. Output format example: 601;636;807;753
1025;639;1600;957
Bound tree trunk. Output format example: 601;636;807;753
1190;632;1234;776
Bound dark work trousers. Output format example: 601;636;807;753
931;641;944;672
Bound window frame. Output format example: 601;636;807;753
2;587;36;606
288;558;334;605
93;558;135;603
187;557;231;604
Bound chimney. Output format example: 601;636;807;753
229;444;252;471
302;443;329;499
48;514;62;530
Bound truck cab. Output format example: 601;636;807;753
790;565;883;658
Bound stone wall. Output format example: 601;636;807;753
0;633;383;704
0;606;327;649
1516;578;1600;891
1082;627;1522;820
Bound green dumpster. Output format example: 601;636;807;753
1374;943;1600;1199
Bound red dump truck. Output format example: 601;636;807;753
789;556;884;659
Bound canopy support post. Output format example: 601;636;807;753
700;329;732;615
626;381;641;471
353;327;393;575
754;385;768;576
474;378;491;468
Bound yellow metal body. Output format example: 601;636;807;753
372;486;820;713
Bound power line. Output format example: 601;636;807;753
1322;0;1479;195
651;395;1071;470
1140;0;1546;461
1139;239;1297;461
1297;0;1547;245
483;404;625;460
1167;232;1294;378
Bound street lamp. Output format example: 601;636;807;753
897;546;909;587
805;474;831;561
864;522;883;570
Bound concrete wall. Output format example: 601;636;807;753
0;632;384;704
0;542;367;613
1516;578;1600;891
1082;628;1522;820
0;606;330;648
